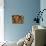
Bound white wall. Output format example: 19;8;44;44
0;0;4;42
40;0;46;27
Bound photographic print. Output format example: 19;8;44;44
12;15;24;24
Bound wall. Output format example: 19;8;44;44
0;0;4;42
40;0;46;27
4;0;40;42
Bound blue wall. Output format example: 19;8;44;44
4;0;40;42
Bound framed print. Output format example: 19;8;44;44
12;15;24;24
